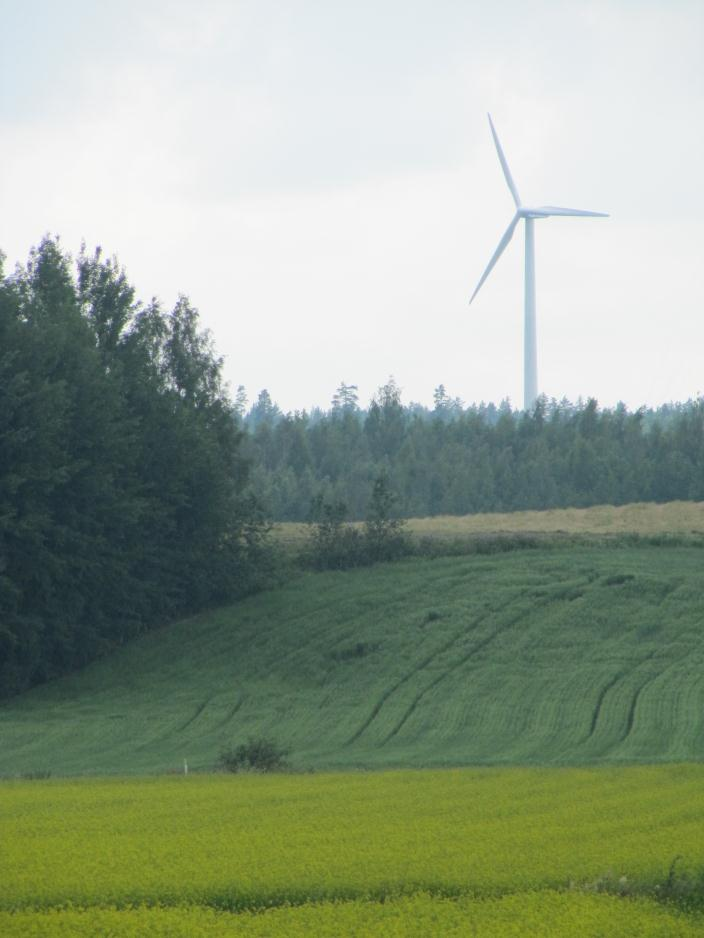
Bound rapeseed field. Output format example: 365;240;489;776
2;893;703;936
2;766;703;935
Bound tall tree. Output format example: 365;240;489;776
0;238;268;697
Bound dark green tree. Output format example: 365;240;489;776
0;238;269;697
306;493;362;570
364;472;408;562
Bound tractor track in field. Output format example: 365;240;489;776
586;583;687;743
381;604;538;745
348;579;593;747
620;640;701;743
345;597;519;746
379;583;589;746
586;651;657;741
588;640;699;745
170;694;246;739
177;696;215;732
214;695;246;730
587;671;626;738
622;675;656;742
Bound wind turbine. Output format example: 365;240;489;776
470;114;608;410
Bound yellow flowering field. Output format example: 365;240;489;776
2;765;703;935
1;892;702;937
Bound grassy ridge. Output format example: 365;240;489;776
2;767;704;934
2;544;704;775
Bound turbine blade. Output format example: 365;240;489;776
535;205;609;217
488;114;521;208
469;213;520;304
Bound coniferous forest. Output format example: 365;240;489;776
241;381;704;521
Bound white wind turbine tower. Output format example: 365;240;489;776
470;114;608;410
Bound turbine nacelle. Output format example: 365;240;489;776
518;208;550;219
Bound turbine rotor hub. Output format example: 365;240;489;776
519;207;549;219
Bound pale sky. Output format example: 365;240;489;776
1;0;702;412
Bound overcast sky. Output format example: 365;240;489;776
1;1;702;412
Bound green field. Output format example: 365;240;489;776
3;543;704;775
2;766;703;935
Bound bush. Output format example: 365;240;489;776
304;475;411;570
305;495;365;570
363;472;410;562
219;737;289;773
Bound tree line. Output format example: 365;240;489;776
0;239;267;697
239;380;704;520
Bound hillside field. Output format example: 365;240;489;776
2;766;704;935
2;540;704;775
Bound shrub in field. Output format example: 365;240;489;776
305;474;410;569
305;495;365;570
363;472;410;563
219;737;289;773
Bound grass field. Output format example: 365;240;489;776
2;766;703;935
273;500;704;547
2;542;704;775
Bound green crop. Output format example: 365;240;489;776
3;546;704;776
